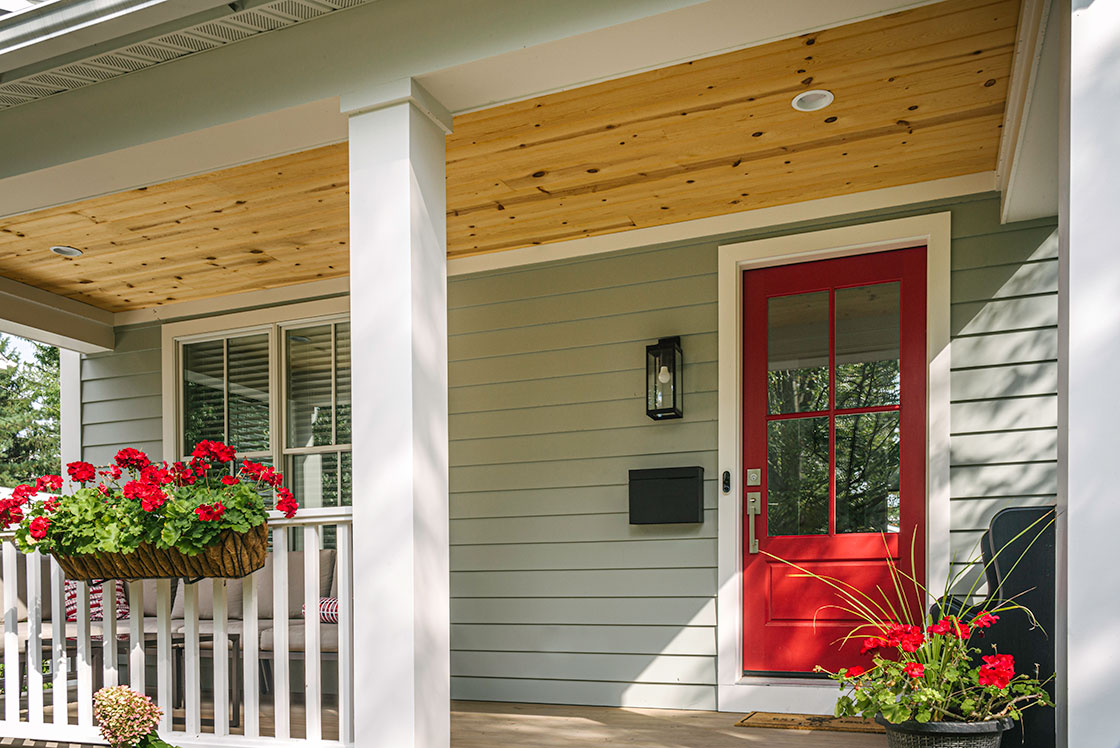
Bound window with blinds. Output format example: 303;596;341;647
178;317;351;510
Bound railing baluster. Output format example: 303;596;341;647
213;579;229;737
184;583;200;736
76;582;92;727
3;542;19;723
155;580;171;733
338;522;354;744
271;528;289;739
129;581;144;693
303;525;322;741
103;582;118;688
49;559;65;725
242;569;260;738
27;553;44;723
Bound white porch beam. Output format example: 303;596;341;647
345;78;450;748
0;276;113;353
1060;2;1120;747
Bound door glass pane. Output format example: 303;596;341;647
182;339;225;450
767;416;829;536
228;334;270;452
288;452;340;509
768;291;829;414
336;322;351;444
287;325;335;448
835;411;900;534
835;283;900;409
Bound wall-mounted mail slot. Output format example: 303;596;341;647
628;466;704;524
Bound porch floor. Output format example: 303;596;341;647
2;700;886;747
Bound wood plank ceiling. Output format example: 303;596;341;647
0;0;1018;312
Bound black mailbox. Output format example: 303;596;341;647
628;467;704;524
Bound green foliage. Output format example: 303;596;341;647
0;335;60;487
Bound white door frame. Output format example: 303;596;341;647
715;212;952;714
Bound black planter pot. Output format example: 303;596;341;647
875;714;1014;748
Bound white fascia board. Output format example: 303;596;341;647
0;275;114;352
0;0;232;73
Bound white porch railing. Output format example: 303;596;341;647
0;504;354;747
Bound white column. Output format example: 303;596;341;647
1061;3;1120;747
343;78;451;748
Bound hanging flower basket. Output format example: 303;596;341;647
875;714;1013;748
0;440;298;582
53;523;269;583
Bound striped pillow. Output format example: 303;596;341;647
64;580;130;622
301;597;339;623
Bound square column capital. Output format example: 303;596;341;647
340;77;453;134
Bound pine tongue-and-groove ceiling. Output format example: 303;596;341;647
0;0;1018;313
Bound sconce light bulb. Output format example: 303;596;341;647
657;365;672;384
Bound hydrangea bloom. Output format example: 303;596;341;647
93;685;162;748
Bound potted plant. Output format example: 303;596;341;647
94;685;175;748
773;534;1053;748
0;440;298;581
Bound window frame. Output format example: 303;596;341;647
161;297;350;498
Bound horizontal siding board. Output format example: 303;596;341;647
451;421;717;466
449;303;715;361
451;568;715;598
110;325;162;351
450;650;715;685
451;452;717;493
82;418;162;446
450;597;716;627
83;395;163;425
950;495;1058;532
82;372;162;402
950;463;1058;499
451;510;717;546
450;332;717;386
952;329;1057;368
450;243;718;308
950;220;1057;259
950;363;1057;400
950;429;1057;466
950;395;1057;434
451;539;716;571
451;392;716;440
449;274;715;335
951;295;1057;337
450;362;717;414
451;481;718;519
950;260;1057;302
451;624;715;656
80;349;160;380
84;441;163;465
450;677;715;710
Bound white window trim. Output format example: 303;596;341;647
715;213;951;714
160;297;350;468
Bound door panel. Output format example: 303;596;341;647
742;248;926;675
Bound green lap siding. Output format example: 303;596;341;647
447;192;1058;709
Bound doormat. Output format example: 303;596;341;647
735;711;885;733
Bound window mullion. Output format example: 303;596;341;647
223;338;230;446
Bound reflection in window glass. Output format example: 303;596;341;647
835;412;900;533
767;416;829;536
183;339;225;449
289;452;340;509
228;334;270;452
287;326;335;448
835;283;900;409
768;292;829;414
336;322;351;445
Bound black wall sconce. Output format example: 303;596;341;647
646;336;683;420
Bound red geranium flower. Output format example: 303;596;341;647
115;448;151;471
28;515;50;541
67;461;97;483
220;476;240;486
844;666;866;678
169;462;197;486
972;611;999;628
275;487;298;519
36;474;63;492
43;497;60;513
904;662;925;678
99;466;123;480
140;464;174;485
195;502;226;522
0;498;24;529
929;616;971;640
12;483;36;504
191;440;236;463
978;654;1015;689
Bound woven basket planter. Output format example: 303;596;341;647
875;715;1013;748
52;523;269;582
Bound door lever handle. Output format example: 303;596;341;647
746;492;761;554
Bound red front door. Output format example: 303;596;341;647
742;248;926;675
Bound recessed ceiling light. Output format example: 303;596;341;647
791;89;835;112
49;245;83;257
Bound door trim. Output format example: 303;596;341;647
715;213;951;714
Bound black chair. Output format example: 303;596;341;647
934;505;1056;748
